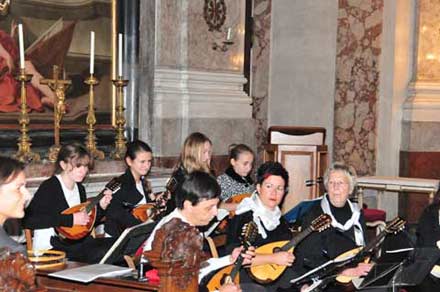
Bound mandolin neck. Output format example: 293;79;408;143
85;189;107;213
357;229;387;256
281;226;313;251
229;254;244;281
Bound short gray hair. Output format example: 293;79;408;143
323;162;357;194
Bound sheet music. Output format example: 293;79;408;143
49;264;133;283
99;220;154;264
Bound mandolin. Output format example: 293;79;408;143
225;193;252;204
206;221;258;291
56;177;122;240
131;191;170;222
335;216;406;284
217;193;252;233
249;213;332;284
130;177;178;222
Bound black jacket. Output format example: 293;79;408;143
104;169;152;237
226;210;292;289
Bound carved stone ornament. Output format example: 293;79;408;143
203;0;227;32
0;248;47;292
144;218;207;292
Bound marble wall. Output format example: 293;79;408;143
415;0;440;81
138;0;254;168
156;0;245;72
333;0;383;176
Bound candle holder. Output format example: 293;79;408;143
13;69;40;163
84;74;105;160
41;65;71;162
110;77;129;160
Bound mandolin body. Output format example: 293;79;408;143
56;201;97;240
131;203;155;222
334;247;363;283
206;265;240;291
249;240;294;284
225;193;252;204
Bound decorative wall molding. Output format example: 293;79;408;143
153;68;252;119
404;81;440;122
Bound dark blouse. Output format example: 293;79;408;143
226;210;292;286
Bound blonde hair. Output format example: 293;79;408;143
180;132;212;173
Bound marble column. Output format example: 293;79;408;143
333;0;384;176
138;0;156;144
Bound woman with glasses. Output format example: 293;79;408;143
292;162;371;291
226;161;295;291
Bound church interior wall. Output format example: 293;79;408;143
268;0;338;165
141;0;254;173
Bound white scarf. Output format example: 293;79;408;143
320;194;365;246
235;191;281;239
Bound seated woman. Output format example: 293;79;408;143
217;144;255;212
23;143;114;263
163;132;214;216
0;156;31;254
226;161;295;291
104;140;154;237
292;162;371;292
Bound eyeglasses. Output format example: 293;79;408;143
328;181;348;187
262;182;285;193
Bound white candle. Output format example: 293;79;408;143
18;24;25;70
90;31;95;74
118;33;123;77
226;27;232;41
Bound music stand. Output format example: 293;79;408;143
99;221;157;265
357;247;440;291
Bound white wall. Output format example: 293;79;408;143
269;0;338;156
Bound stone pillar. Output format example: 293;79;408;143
138;0;156;144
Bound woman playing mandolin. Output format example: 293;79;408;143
104;140;155;237
217;144;255;212
226;161;295;291
292;162;371;292
23;143;114;263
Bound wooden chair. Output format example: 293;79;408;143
24;229;33;251
205;234;227;258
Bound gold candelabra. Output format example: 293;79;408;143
110;77;129;160
84;74;104;160
41;65;71;162
13;68;40;163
